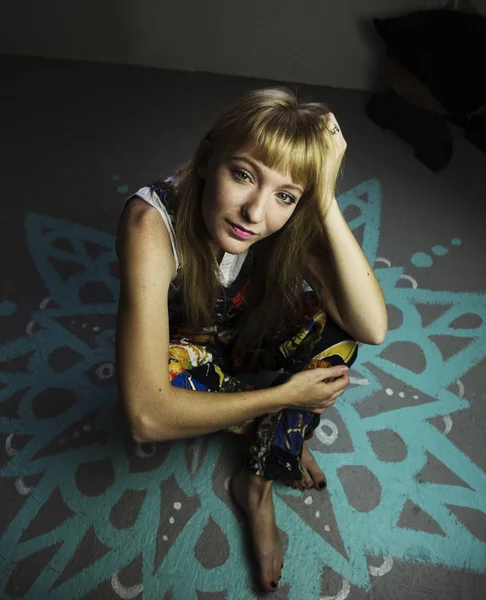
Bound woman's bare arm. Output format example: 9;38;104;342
311;198;388;345
115;199;287;443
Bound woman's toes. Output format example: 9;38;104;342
305;472;314;490
262;576;278;592
302;446;328;490
271;563;283;590
285;473;314;490
261;562;283;592
264;576;278;592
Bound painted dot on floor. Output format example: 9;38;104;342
83;424;92;432
82;323;87;328
399;392;405;398
93;326;100;332
59;439;66;444
451;238;462;246
411;252;433;268
73;431;80;438
39;297;52;310
413;395;419;400
0;301;17;317
385;388;393;396
315;511;320;518
26;320;37;335
324;525;331;532
304;496;313;505
162;535;168;541
169;517;175;525
174;502;182;510
432;245;448;256
112;174;120;181
96;362;115;380
117;184;129;194
71;320;75;324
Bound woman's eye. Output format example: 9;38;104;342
233;169;296;204
233;169;250;181
278;192;296;204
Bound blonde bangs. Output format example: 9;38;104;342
223;111;327;197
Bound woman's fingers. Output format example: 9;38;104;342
289;365;350;414
309;378;349;414
312;365;349;381
324;373;350;394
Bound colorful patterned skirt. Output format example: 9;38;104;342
167;291;358;482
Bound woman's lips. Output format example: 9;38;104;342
229;222;255;239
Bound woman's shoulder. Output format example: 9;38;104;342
119;175;181;274
116;197;178;286
117;198;172;253
123;176;178;221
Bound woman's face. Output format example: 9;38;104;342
199;150;304;258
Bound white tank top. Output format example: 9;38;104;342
124;180;248;287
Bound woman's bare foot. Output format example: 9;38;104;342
230;468;285;593
282;443;327;491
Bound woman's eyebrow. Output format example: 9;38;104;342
230;155;303;194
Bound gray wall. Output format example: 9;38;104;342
1;0;485;90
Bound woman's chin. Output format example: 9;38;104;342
209;231;253;255
222;235;255;255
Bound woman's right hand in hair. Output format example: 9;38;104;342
283;365;350;414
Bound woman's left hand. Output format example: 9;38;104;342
316;113;347;219
324;112;347;170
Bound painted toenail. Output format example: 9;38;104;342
319;481;326;489
271;581;277;588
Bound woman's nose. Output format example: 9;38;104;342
242;194;266;223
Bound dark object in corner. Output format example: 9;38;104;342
465;107;486;153
373;9;486;117
367;91;453;172
367;9;486;171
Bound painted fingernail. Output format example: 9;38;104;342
271;581;278;588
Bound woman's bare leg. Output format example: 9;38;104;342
230;469;284;593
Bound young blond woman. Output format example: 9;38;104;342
115;87;387;593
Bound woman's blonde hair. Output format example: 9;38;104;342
166;86;342;352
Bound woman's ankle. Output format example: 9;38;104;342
247;472;273;502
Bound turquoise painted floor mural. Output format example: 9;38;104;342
0;178;485;599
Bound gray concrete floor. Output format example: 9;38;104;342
0;54;485;600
